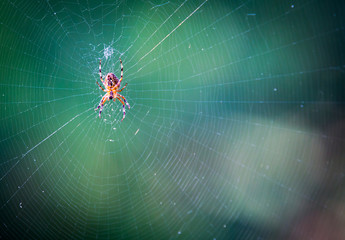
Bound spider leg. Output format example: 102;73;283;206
96;81;106;91
116;96;126;121
115;58;123;88
95;95;108;118
99;59;103;83
117;83;127;92
117;93;130;109
120;58;123;83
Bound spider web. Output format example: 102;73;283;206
1;0;345;239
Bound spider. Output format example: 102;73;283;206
95;58;130;121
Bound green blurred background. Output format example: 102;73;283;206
1;0;345;239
